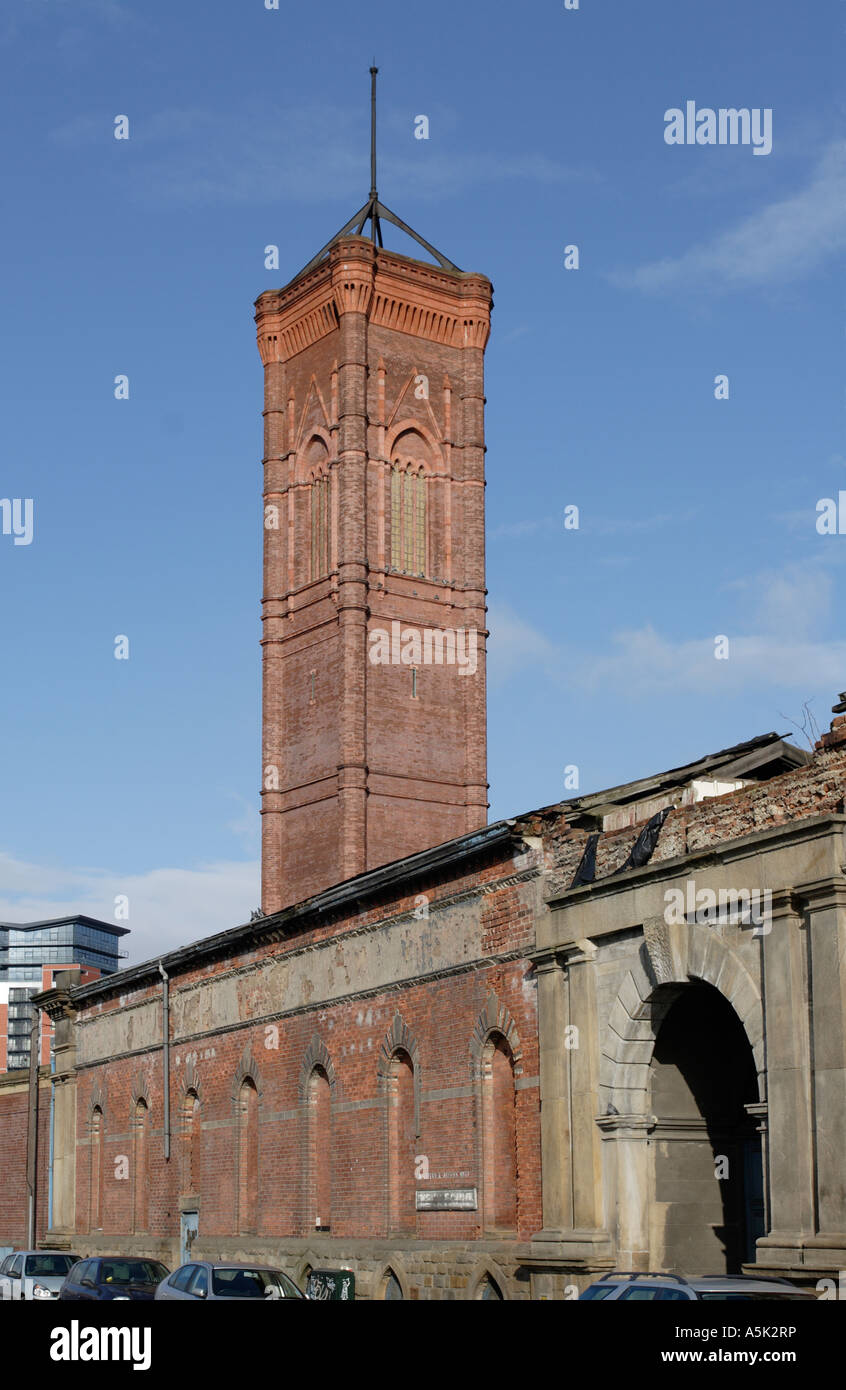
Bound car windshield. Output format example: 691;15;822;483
25;1255;75;1277
211;1267;302;1299
99;1260;168;1285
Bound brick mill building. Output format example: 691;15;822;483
3;90;846;1295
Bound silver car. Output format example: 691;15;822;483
579;1272;817;1301
155;1261;305;1301
0;1251;80;1301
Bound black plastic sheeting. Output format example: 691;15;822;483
620;805;672;872
570;832;599;888
569;805;671;889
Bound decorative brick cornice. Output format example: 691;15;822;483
87;1078;106;1123
182;1058;202;1100
470;992;523;1073
130;1070;149;1110
255;236;492;364
256;288;339;365
376;1012;419;1078
231;1045;262;1101
297;1033;336;1099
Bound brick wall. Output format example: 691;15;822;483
0;1072;51;1248
257;239;491;912
68;837;541;1275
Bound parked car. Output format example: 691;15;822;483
579;1272;817;1301
0;1251;80;1301
155;1261;305;1301
59;1257;170;1301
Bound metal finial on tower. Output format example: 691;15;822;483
297;64;461;276
369;64;378;203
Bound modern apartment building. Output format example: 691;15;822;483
0;916;128;1071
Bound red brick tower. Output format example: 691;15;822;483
255;73;492;913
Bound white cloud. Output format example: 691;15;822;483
576;626;846;696
612;140;846;292
487;605;562;687
48;101;594;208
0;852;260;968
1;0;136;44
727;561;832;641
488;556;846;698
489;511;690;542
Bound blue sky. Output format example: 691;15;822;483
1;0;844;962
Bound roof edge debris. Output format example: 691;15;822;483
60;730;810;1007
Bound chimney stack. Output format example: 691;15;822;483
815;691;846;752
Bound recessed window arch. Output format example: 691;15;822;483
182;1089;201;1197
303;436;330;582
387;1049;416;1234
132;1098;150;1234
390;429;430;576
237;1078;259;1234
480;1032;518;1233
89;1106;104;1233
382;1268;404;1300
307;1066;332;1232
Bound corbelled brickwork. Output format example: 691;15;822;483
256;237;492;913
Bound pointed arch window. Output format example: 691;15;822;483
306;1066;332;1232
391;465;426;576
132;1098;150;1234
237;1078;259;1234
89;1107;103;1233
182;1091;201;1197
302;436;331;584
387;1050;416;1234
310;472;330;580
481;1034;518;1233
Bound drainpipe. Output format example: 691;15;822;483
158;961;171;1162
25;1007;40;1246
47;1050;55;1232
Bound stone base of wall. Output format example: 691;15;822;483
749;1235;846;1289
59;1231;642;1298
60;1234;543;1299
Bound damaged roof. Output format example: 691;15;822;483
526;732;810;830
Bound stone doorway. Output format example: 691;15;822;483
649;983;764;1275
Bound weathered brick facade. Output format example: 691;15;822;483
23;707;846;1296
257;237;491;913
4;191;846;1298
0;1072;50;1250
44;828;544;1297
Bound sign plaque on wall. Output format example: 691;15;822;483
415;1187;478;1211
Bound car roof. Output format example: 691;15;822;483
187;1261;283;1271
205;1262;282;1273
595;1270;807;1290
14;1250;77;1258
688;1276;806;1290
596;1272;689;1284
88;1255;164;1262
